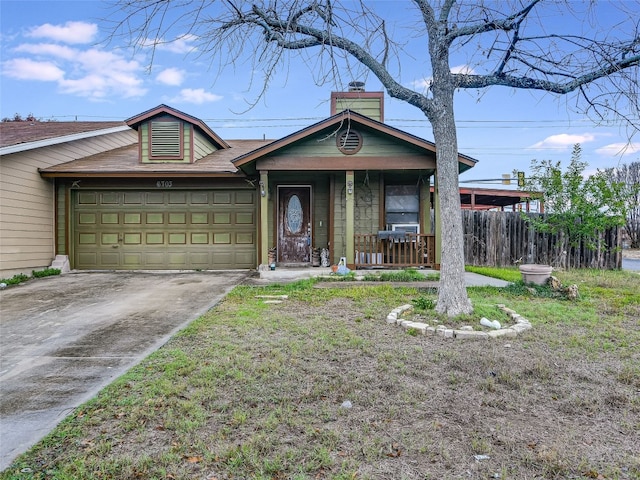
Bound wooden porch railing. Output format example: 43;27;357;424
354;233;436;268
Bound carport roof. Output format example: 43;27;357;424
39;139;272;178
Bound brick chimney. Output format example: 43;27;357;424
330;82;384;122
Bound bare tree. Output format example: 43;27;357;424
605;161;640;249
109;0;640;316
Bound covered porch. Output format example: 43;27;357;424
231;109;476;271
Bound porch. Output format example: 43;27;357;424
354;232;436;268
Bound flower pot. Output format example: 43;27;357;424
519;264;552;285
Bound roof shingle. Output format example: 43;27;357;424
0;121;126;148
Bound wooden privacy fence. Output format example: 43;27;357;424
462;211;622;269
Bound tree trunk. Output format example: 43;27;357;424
426;57;473;317
432;114;473;316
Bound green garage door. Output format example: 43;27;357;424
73;190;256;270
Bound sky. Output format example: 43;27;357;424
1;0;639;187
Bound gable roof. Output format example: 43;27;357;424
126;104;230;150
233;109;478;172
0;121;128;154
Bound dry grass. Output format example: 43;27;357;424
2;270;639;480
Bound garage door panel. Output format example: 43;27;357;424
191;213;208;224
99;252;120;266
169;192;187;204
191;233;209;244
101;213;118;224
124;213;141;224
191;192;209;204
146;213;164;224
73;190;256;270
146;192;164;204
145;252;165;266
78;252;97;265
123;253;142;266
101;233;118;245
124;233;142;245
167;253;187;267
124;192;142;204
102;192;119;204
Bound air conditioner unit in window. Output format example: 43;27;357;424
391;224;419;234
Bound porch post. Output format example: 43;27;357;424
345;170;355;266
421;177;431;234
259;170;269;267
434;175;442;266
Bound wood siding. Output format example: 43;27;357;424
334;97;382;121
333;173;381;264
0;130;137;277
193;129;218;160
272;129;429;158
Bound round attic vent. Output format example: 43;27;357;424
337;129;362;155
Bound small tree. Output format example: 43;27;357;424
522;144;627;268
604;161;640;249
1;113;38;122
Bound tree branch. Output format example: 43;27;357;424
445;0;541;42
457;53;640;93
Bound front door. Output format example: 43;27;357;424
277;186;311;264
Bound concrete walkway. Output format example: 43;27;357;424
256;267;511;287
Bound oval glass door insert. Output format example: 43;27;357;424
286;195;303;233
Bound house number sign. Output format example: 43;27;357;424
156;180;173;188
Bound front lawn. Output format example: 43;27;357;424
3;268;639;480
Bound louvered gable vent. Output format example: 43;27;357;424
151;121;181;157
337;129;362;155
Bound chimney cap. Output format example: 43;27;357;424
348;81;365;92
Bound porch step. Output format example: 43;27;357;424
49;255;70;274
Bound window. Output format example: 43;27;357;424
336;129;362;155
385;185;419;226
151;121;182;158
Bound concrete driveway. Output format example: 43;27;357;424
0;271;248;471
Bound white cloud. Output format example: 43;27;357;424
2;58;64;81
157;68;185;86
595;142;640;157
410;77;432;91
529;133;596;150
27;21;97;44
16;43;77;60
3;42;147;100
451;64;475;75
171;88;222;104
410;65;475;92
142;34;198;54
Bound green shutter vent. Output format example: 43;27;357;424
151;121;181;157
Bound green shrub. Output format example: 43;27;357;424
412;296;436;311
1;268;61;287
1;273;30;285
32;268;61;278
